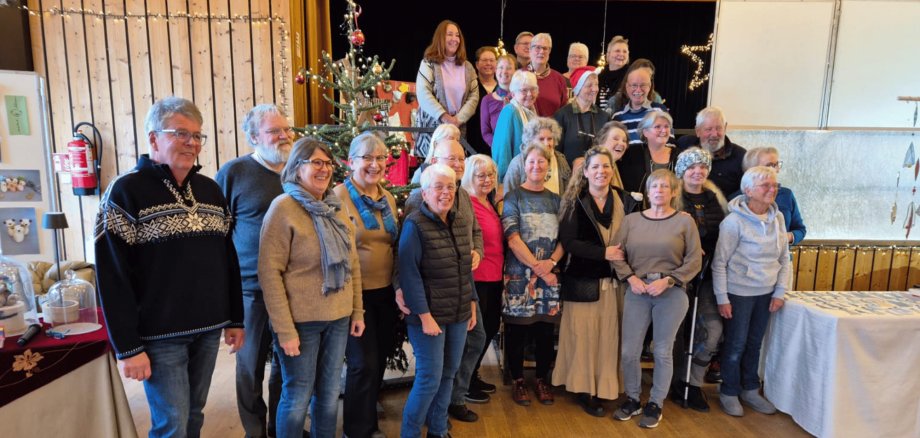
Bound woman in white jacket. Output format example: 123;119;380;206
712;166;791;418
414;19;479;159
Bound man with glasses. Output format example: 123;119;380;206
216;104;298;438
95;96;244;438
676;106;747;196
528;33;568;117
513;31;534;69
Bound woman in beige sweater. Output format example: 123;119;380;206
258;138;364;438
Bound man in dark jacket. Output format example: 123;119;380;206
677;107;746;196
95;97;244;438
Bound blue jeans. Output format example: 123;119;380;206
143;329;221;438
720;293;772;396
236;290;282;438
401;320;468;438
451;304;486;405
274;317;350;438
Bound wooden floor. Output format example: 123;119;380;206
123;343;812;437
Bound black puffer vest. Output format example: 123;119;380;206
405;202;474;325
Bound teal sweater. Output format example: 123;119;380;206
491;103;529;181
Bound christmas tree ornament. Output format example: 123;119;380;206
349;29;365;46
373;113;384;122
295;71;306;85
372;62;383;75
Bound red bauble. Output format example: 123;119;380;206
295;72;306;85
373;113;384;122
349;30;365;46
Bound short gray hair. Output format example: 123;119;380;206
242;104;287;146
144;96;203;135
740;166;777;194
420;163;456;189
531;33;552;49
461;154;498;194
637;110;673;141
521;117;561;151
509;70;537;94
695;106;726;129
424;124;462;163
742;146;780;171
568;42;588;57
348;132;386;160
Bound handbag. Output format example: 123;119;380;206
560;272;600;303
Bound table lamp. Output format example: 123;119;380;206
42;212;68;282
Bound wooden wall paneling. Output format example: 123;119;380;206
832;248;856;291
908;248;920;290
869;247;893;291
250;0;275;107
188;0;217;176
230;0;255;153
790;247;799;289
813;248;836;291
146;0;173;101
166;0;193;100
208;0;239;169
126;1;154;163
851;248;875;291
888;248;911;291
795;248;818;291
270;0;291;117
81;0;119;192
289;0;305;125
104;1;140;179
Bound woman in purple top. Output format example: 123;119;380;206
480;54;516;149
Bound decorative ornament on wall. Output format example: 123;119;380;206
895;98;919;237
681;33;714;91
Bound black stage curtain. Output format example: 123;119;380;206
329;0;715;129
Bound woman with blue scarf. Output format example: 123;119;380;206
334;132;401;438
259;138;365;438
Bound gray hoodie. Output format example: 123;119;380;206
712;196;791;305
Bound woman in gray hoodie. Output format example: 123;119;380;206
712;166;791;417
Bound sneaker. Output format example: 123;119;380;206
576;393;606;417
534;378;554;405
613;397;642;421
720;394;744;417
705;361;723;383
447;404;479;422
464;388;490;404
511;378;531;406
471;373;497;394
639;402;663;429
740;389;776;415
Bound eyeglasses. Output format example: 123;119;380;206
300;158;337;170
429;183;457;193
755;183;781;191
433;155;463;164
530;45;551;52
567;54;587;60
356;154;388;163
474;172;495;181
264;127;294;136
626;83;651;91
157;129;208;145
764;161;784;170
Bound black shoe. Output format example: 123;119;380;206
639;402;663;429
686;385;710;412
426;433;452;438
448;404;479;422
471;373;497;394
576;393;606;417
464;388;491;404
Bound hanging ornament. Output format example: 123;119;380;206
372;62;383;75
349;5;365;46
904;141;915;168
597;0;609;72
495;39;507;57
905;201;915;239
373;113;384;122
295;71;306;85
892;172;900;224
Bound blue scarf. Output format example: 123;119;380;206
282;182;352;295
344;178;398;243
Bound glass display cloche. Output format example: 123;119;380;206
42;269;100;334
0;254;39;336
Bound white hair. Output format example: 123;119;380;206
740;166;777;194
510;70;538;94
242;103;287;146
420;163;456;189
568;42;588;57
461;154;497;194
695;106;726;129
531;33;552;48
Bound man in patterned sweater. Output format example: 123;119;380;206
94;96;244;438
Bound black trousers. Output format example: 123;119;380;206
505;321;555;380
343;286;400;438
474;281;503;373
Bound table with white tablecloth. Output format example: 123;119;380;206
764;291;920;438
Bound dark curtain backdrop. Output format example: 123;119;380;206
329;0;715;129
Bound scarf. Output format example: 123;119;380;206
282;182;352;295
495;86;510;103
344;178;398;242
590;188;614;228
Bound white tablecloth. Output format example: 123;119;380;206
764;291;920;438
0;354;137;437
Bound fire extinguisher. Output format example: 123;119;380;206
68;122;103;196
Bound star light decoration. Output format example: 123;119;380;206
681;33;714;91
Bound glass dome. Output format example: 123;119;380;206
0;255;39;336
43;269;100;333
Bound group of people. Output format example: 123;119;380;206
91;21;807;438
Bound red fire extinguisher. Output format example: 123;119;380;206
68;122;103;196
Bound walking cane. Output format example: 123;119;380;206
682;255;711;407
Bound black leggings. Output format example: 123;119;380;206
474;281;503;373
505;321;555;380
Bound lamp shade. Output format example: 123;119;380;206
42;212;69;230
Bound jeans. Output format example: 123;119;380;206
672;277;724;386
143;329;221;438
720;292;772;396
236;290;282;438
450;304;486;405
343;287;399;438
505;322;555;380
473;281;503;373
401;320;468;438
274;317;350;438
621;286;688;406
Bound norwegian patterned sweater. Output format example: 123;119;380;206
94;155;243;359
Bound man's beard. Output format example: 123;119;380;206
702;137;725;153
256;144;290;165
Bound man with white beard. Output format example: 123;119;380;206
677;107;747;196
216;104;300;438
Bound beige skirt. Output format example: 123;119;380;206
551;277;621;400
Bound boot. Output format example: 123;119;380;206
740;389;776;414
686;385;710;412
719;394;744;417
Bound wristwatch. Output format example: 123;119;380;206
666;276;677;288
